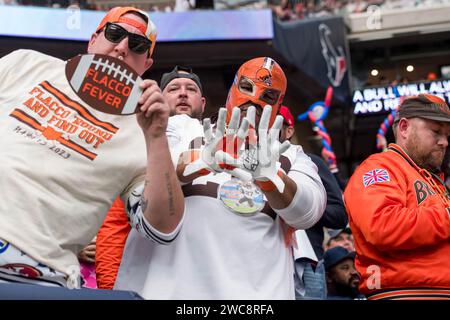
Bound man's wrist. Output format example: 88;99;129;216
254;171;284;192
254;179;277;192
146;134;169;152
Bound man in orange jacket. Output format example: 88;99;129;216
344;94;450;300
95;66;206;289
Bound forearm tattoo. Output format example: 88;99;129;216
165;172;175;216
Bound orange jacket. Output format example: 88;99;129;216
344;144;450;295
95;197;130;290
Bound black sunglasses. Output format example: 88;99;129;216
102;22;152;55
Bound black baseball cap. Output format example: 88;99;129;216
160;65;203;94
324;246;356;271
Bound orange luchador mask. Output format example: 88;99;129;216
225;57;287;127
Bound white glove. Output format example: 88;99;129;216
216;105;290;193
183;108;252;182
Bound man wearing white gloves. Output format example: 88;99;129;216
115;57;326;299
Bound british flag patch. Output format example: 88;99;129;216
363;169;390;187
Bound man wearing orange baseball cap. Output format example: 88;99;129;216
0;6;184;291
88;6;157;75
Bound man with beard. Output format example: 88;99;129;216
324;246;363;300
94;66;206;290
114;57;326;299
160;65;205;120
344;94;450;300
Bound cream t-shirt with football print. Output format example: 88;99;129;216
0;50;149;276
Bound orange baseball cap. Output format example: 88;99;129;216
96;7;157;56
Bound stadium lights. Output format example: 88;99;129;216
406;65;414;72
371;69;379;76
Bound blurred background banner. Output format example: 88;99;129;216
0;6;273;41
273;16;350;103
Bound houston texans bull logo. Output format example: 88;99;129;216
319;24;347;87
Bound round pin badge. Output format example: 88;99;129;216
65;54;143;115
219;178;265;216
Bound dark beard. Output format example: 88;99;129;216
333;282;360;299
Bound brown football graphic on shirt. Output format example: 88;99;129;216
65;54;143;115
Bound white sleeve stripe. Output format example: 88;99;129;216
141;216;181;245
140;203;185;244
126;180;185;245
141;220;170;244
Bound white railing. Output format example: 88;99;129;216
345;2;450;41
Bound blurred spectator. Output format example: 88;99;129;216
216;0;267;10
0;0;18;5
54;0;70;7
314;0;348;17
270;0;450;22
280;106;348;300
324;246;364;299
174;0;194;11
303;0;318;18
293;152;348;300
324;227;355;252
346;0;368;13
271;0;298;21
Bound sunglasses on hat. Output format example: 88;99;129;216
102;22;152;55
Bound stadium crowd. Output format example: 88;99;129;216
2;0;450;13
271;0;450;21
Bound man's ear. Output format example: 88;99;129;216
87;33;98;54
201;97;206;113
397;118;410;139
144;57;153;72
286;126;295;140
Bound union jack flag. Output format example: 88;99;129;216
363;168;390;188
